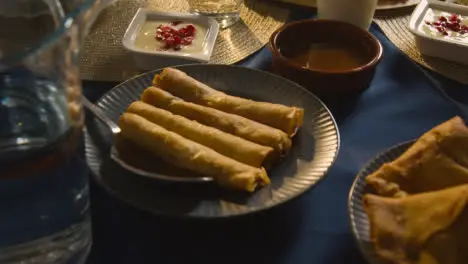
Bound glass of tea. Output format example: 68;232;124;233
188;0;243;29
0;0;93;263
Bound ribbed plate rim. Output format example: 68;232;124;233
347;140;416;263
85;64;341;218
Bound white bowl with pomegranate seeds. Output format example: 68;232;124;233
123;8;219;70
409;0;468;65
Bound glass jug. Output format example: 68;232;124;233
0;0;93;263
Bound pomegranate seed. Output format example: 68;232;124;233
426;14;468;35
154;22;197;51
447;22;457;29
165;38;174;47
450;14;458;22
174;35;181;45
185;25;195;33
181;36;194;45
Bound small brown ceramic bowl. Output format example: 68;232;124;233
269;19;383;105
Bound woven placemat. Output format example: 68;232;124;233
268;0;468;84
79;0;290;81
375;13;468;84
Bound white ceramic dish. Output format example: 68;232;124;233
122;8;219;70
409;0;468;65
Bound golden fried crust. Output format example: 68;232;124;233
363;184;468;264
141;87;292;154
126;101;276;168
366;116;468;197
118;113;269;192
154;68;304;136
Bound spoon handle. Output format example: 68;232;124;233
82;96;121;134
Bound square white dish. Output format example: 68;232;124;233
409;0;468;65
122;8;219;70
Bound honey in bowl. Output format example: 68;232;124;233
289;43;370;71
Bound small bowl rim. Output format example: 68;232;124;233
269;19;383;74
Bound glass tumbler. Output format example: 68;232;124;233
317;0;378;30
188;0;243;29
0;0;92;263
60;0;116;40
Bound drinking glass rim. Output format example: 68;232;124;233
0;0;95;69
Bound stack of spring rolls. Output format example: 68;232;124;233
118;67;304;192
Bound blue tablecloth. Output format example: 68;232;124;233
84;13;468;264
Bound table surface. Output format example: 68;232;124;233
83;6;468;264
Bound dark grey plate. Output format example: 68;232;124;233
85;64;340;218
348;140;415;263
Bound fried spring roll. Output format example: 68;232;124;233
153;67;304;136
140;87;292;154
126;101;276;168
118;113;270;192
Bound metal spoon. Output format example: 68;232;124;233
82;96;213;183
